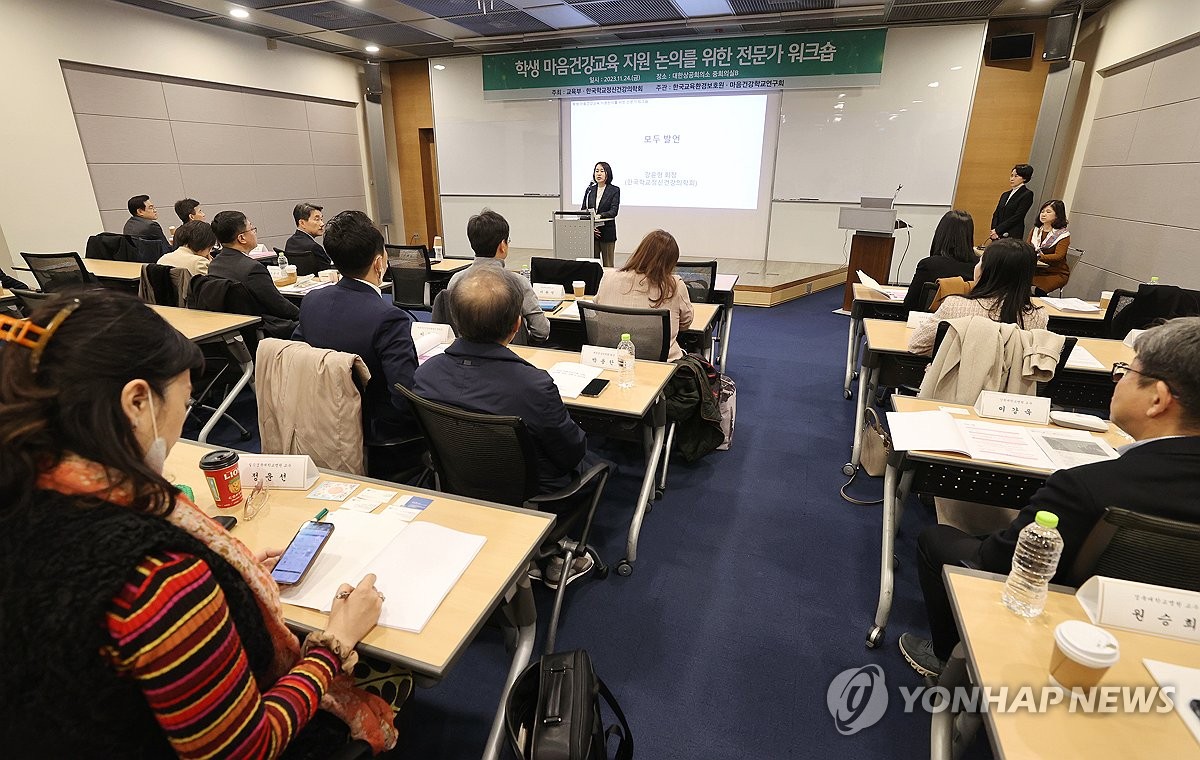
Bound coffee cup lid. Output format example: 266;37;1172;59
1054;620;1120;668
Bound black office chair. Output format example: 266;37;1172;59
675;260;717;304
529;257;603;296
275;247;320;277
1069;507;1200;591
185;276;260;441
579;301;671;361
397;386;610;652
918;281;940;312
1102;289;1138;339
20;252;99;292
10;288;54;317
385;244;432;316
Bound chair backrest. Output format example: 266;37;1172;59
578;301;670;361
276;247;318;277
138;263;177;305
930;276;971;311
1069;507;1200;592
10;289;53;317
1064;249;1083;273
530;257;603;295
188;275;262;357
1103;289;1138;339
20;252;96;292
397;385;539;507
385;244;431;271
675;260;717;304
918;281;939;312
389;265;431;311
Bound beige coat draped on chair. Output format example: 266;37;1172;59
255;338;371;475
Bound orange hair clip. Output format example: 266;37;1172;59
0;299;81;372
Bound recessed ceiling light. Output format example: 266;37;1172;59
950;65;963;71
899;108;908;112
834;102;844;109
889;114;898;120
229;7;249;18
928;81;940;88
365;45;380;53
833;116;842;122
912;100;923;104
838;92;846;98
434;64;446;70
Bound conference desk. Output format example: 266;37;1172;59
1035;297;1107;337
84;258;144;282
165;441;554;760
432;258;472;275
845;319;1134;475
150;305;260;444
510;345;676;576
0;288;13;307
546;297;722;362
864;396;1131;648
936;568;1197;759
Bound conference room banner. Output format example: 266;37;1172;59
481;28;886;101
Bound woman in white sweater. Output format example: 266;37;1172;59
595;229;693;361
909;238;1047;356
157;220;215;276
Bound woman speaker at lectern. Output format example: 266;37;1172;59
582;161;620;267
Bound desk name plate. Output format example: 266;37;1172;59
973;391;1051;425
239;454;319;490
1077;576;1200;644
581;345;623;370
533;283;566;300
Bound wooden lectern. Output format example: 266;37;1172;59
838;204;897;311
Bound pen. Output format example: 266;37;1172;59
314;508;328;521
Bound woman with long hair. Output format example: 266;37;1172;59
595;229;693;361
0;290;396;757
1030;199;1071;294
902;210;977;311
908;238;1047;355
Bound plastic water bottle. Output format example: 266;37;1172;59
617;333;636;389
1001;511;1064;617
276;250;289;269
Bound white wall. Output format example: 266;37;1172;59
0;0;367;270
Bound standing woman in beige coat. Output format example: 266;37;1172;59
595;229;693;361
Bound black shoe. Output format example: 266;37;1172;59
544;554;595;590
899;633;945;679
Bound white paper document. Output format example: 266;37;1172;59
886;410;1115;471
856;270;906;301
279;279;332;295
546;362;603;398
1066;344;1106;370
1143;659;1200;748
279;511;486;634
557;300;581;319
411;324;453;364
1040;297;1101;313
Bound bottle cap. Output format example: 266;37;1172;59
621;333;631;341
1034;510;1059;529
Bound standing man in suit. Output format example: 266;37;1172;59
988;164;1034;241
294;210;417;445
122;195;171;249
208;210;299;339
582;161;620;267
900;317;1200;678
284;202;332;274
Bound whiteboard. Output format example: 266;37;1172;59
431;56;560;197
772;24;985;206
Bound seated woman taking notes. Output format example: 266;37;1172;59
908;238;1047;356
0;290;397;757
595;229;693;361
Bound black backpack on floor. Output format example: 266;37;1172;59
505;649;633;760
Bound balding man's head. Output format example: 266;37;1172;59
454;267;523;344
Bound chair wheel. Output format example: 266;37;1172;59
842;463;856;477
616;560;633;577
866;626;884;648
239;432;252;442
844;389;852;400
596;565;610;580
653;489;663;501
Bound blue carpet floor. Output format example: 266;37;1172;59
185;288;991;758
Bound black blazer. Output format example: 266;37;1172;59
582;183;620;243
990;185;1034;240
979;436;1200;583
207;249;299;338
903;256;976;311
284;231;332;273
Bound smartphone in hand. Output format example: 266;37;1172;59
271;521;335;586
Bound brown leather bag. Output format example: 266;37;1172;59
859;407;891;478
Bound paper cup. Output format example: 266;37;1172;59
267;265;282;280
1048;620;1119;689
572;280;586;297
285;264;297;276
1099;291;1114;309
319;269;339;283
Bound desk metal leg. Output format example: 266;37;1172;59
718;304;733;372
199;359;254;444
618;419;667;576
929;644;979;760
843;316;862;400
482;577;536;760
867;464;913;648
844;364;878;476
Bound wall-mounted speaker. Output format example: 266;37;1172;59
364;62;383;102
1043;11;1077;62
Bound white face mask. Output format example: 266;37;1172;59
144;392;168;475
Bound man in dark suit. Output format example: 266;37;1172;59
901;317;1200;678
122;194;171;250
208;210;299;339
284;202;332;274
293;210;417;443
988;163;1034;241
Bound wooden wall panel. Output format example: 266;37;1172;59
389;61;438;247
952;19;1052;242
